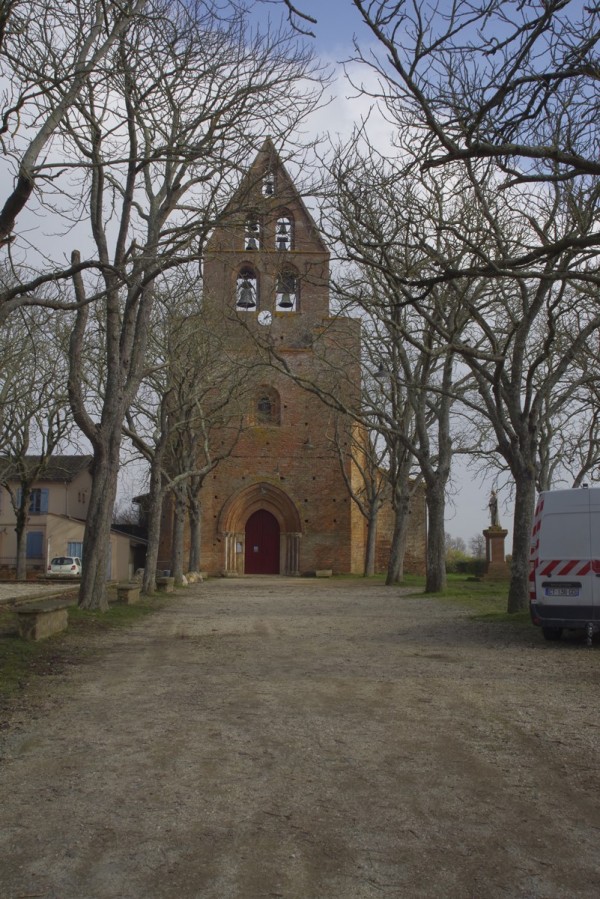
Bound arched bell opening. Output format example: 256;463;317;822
262;169;276;197
244;214;261;250
275;213;293;251
236;266;258;311
275;269;299;312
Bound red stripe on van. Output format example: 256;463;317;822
539;559;593;577
557;559;579;576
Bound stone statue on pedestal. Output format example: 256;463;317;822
489;489;499;527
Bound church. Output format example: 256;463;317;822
158;140;426;577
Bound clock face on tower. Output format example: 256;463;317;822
258;310;272;326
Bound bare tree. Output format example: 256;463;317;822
330;416;387;577
348;0;600;279
124;287;260;593
469;533;485;560
446;215;600;612
536;349;600;490
62;2;324;610
323;72;600;606
0;0;319;262
0;307;73;577
323;139;478;592
0;0;150;252
162;303;255;586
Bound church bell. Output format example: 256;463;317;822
238;279;256;308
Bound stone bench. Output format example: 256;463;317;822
156;576;175;593
16;598;73;641
116;583;141;604
315;569;333;578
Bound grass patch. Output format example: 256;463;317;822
438;574;509;613
68;595;167;632
0;630;62;704
387;572;529;624
0;591;169;713
331;572;522;619
332;572;425;589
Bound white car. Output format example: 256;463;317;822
47;556;82;577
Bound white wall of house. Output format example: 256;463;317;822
0;474;141;581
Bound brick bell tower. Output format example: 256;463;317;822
197;139;365;576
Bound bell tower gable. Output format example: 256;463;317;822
204;139;330;321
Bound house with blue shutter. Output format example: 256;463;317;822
0;455;145;579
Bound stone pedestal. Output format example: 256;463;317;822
483;527;510;580
117;583;140;604
156;576;175;593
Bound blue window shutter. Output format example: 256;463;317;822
26;532;43;558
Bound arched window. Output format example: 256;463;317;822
244;215;260;250
275;271;298;312
258;395;273;417
236;267;258;310
256;387;281;424
275;214;293;251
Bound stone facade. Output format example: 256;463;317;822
158;140;426;577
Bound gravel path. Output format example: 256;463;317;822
1;576;599;899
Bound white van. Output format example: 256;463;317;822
530;487;600;640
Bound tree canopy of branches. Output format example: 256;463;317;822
0;0;150;255
0;307;73;578
328;125;600;609
347;0;600;283
323;141;479;592
321;2;600;610
125;288;257;593
52;0;325;609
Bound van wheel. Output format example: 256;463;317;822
542;627;562;641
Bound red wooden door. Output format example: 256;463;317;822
245;510;280;574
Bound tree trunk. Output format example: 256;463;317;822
78;443;120;611
364;509;378;576
171;485;186;584
386;495;410;585
14;498;29;581
507;471;537;613
142;460;166;595
15;522;27;580
425;482;447;593
188;492;202;573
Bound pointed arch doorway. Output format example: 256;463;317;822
219;482;302;576
245;509;280;574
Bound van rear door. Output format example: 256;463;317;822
589;490;600;621
536;489;593;624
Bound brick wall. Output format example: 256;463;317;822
157;140;427;578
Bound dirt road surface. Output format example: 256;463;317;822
1;577;599;899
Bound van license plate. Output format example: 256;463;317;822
545;586;580;597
